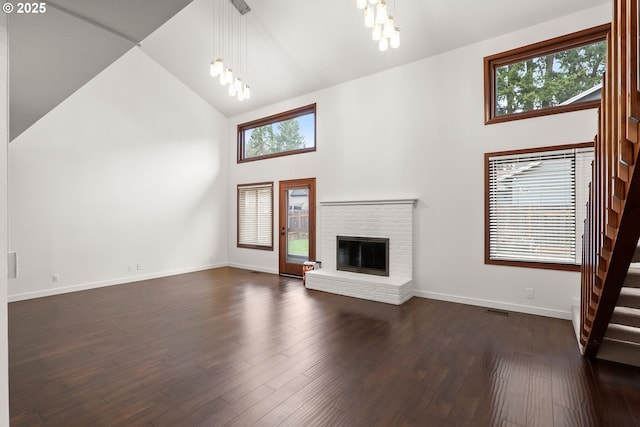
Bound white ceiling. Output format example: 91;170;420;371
8;0;193;140
141;0;611;118
9;0;611;140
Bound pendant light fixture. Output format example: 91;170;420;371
383;15;395;38
375;0;388;25
210;0;252;101
390;27;400;49
356;0;400;51
379;37;389;51
364;5;374;28
372;24;382;41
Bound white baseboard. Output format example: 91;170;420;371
570;297;584;353
8;263;228;302
413;290;572;320
226;263;279;275
8;265;574;323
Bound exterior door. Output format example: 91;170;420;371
279;178;316;277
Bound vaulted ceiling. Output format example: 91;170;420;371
8;0;194;140
9;0;611;141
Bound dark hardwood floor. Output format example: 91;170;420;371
8;267;640;426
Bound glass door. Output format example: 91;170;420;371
279;178;316;277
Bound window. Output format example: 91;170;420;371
485;143;594;271
237;104;316;163
484;24;609;124
237;182;274;250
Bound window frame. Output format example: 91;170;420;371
484;24;610;125
237;181;274;251
484;142;594;272
237;103;317;163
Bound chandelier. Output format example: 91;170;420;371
210;0;251;101
356;0;400;51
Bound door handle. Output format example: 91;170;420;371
280;227;286;236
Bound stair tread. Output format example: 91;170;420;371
620;287;640;296
624;267;640;288
618;287;640;309
611;306;640;328
614;306;640;314
605;323;640;344
632;245;640;263
597;338;640;367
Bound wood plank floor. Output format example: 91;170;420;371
8;267;640;426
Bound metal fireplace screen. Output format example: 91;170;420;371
336;236;389;276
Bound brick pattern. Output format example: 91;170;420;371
319;203;413;278
307;201;415;305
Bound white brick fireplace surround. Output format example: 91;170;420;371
305;199;417;305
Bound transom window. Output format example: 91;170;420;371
237;104;316;163
485;143;594;271
484;24;609;124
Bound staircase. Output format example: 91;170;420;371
598;263;640;366
580;0;640;366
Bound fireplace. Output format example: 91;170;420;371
337;236;389;276
304;198;416;305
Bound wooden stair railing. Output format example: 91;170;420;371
581;0;640;357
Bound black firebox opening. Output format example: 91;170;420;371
336;236;389;276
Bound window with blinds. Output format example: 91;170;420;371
237;182;274;250
485;144;594;270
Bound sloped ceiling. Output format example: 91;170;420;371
8;0;193;141
9;0;611;140
142;0;611;119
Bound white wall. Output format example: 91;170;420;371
8;48;228;301
0;12;9;427
227;4;611;319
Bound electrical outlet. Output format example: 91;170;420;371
52;274;60;283
136;263;143;271
525;288;534;299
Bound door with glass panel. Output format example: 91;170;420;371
279;178;316;277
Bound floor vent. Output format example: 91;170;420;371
486;308;510;316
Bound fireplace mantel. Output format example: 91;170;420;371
319;199;417;207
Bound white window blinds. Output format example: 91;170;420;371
238;183;273;249
487;146;594;265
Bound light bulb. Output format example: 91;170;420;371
390;27;400;48
356;0;367;10
368;0;378;4
243;85;251;99
224;68;233;85
219;72;226;86
372;24;382;41
375;0;387;25
379;37;389;51
383;16;394;38
228;83;236;97
237;89;245;101
364;5;374;28
234;77;242;92
210;59;223;77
